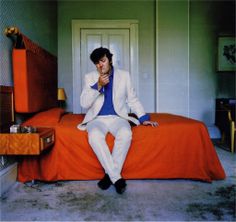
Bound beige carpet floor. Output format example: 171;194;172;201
0;146;235;221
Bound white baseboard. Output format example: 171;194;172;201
0;163;17;197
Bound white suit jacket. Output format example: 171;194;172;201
77;68;146;130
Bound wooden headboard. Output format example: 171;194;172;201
6;27;58;113
12;48;57;113
0;86;14;132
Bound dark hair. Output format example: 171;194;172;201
90;47;113;64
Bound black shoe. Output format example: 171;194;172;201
114;178;127;194
97;174;112;190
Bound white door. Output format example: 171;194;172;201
72;20;139;113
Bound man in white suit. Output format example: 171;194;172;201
78;47;158;194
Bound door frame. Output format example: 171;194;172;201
72;20;139;113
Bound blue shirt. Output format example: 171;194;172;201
91;68;150;124
91;68;117;116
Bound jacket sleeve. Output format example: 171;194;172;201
80;74;101;109
125;72;146;118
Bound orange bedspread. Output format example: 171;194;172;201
18;110;225;182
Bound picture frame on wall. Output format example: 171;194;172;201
217;36;236;72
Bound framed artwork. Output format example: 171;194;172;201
217;36;236;72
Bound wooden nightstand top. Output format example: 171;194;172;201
0;127;55;155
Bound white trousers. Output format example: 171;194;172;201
87;115;132;183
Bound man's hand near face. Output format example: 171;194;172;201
98;73;110;90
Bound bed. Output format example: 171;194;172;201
16;108;225;183
8;28;225;183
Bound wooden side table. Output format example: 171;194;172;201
0;128;54;155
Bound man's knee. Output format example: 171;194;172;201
116;128;132;141
88;128;105;144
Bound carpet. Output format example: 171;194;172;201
0;147;235;221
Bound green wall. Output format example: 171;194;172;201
189;0;218;124
157;0;189;117
189;0;235;124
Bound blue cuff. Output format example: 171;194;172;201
139;113;150;124
91;82;104;93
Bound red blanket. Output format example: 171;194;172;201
18;108;225;182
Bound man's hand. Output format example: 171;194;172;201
98;73;109;90
142;121;158;127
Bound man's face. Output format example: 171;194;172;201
95;55;111;75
